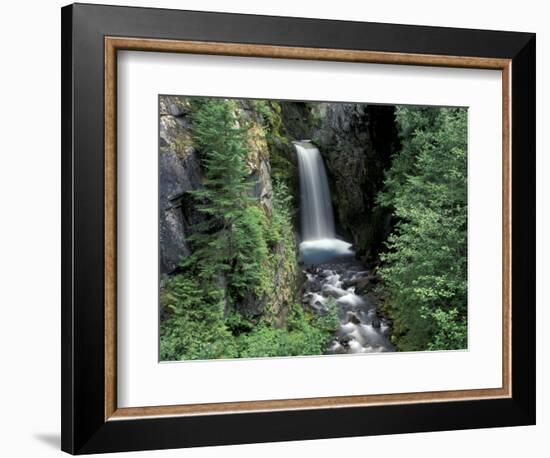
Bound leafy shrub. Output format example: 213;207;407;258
160;313;238;361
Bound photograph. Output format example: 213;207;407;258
158;96;468;361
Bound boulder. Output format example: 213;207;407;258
304;276;322;293
347;312;362;325
354;275;376;295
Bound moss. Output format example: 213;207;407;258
246;124;270;165
172;132;194;156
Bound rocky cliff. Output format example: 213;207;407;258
159;96;202;274
313;103;399;260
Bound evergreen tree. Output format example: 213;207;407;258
186;99;270;302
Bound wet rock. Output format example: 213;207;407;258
319;269;334;278
341;270;370;288
327;341;346;355
341;279;354;289
372;319;381;329
338;335;353;348
347;312;362;325
304;275;322;293
354;275;378;295
354;280;372;295
302;293;327;315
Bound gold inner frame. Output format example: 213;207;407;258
104;37;512;421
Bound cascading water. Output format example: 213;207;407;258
294;141;394;354
294;141;353;265
294;142;335;240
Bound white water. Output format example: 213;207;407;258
299;238;353;265
295;141;336;240
303;263;395;354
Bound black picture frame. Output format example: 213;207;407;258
61;3;536;454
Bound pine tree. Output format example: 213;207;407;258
186;99;269;301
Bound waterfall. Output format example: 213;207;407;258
294;141;354;265
294;141;336;240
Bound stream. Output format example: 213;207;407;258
302;257;394;354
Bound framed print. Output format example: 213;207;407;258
61;3;536;454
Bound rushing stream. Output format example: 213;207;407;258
294;141;394;354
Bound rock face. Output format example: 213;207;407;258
278;102;317;140
244;123;273;215
312;103;399;260
159;96;299;322
159;97;203;274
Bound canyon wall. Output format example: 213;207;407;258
313;103;399;260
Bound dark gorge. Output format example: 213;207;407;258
159;96;468;360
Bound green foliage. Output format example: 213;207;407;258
377;106;468;351
159;275;238;361
184;99;279;305
227;205;271;299
238;300;339;358
423;307;467;351
186;99;262;282
252;99;279;126
160;284;337;361
265;181;295;263
311;298;340;334
160;314;239;361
